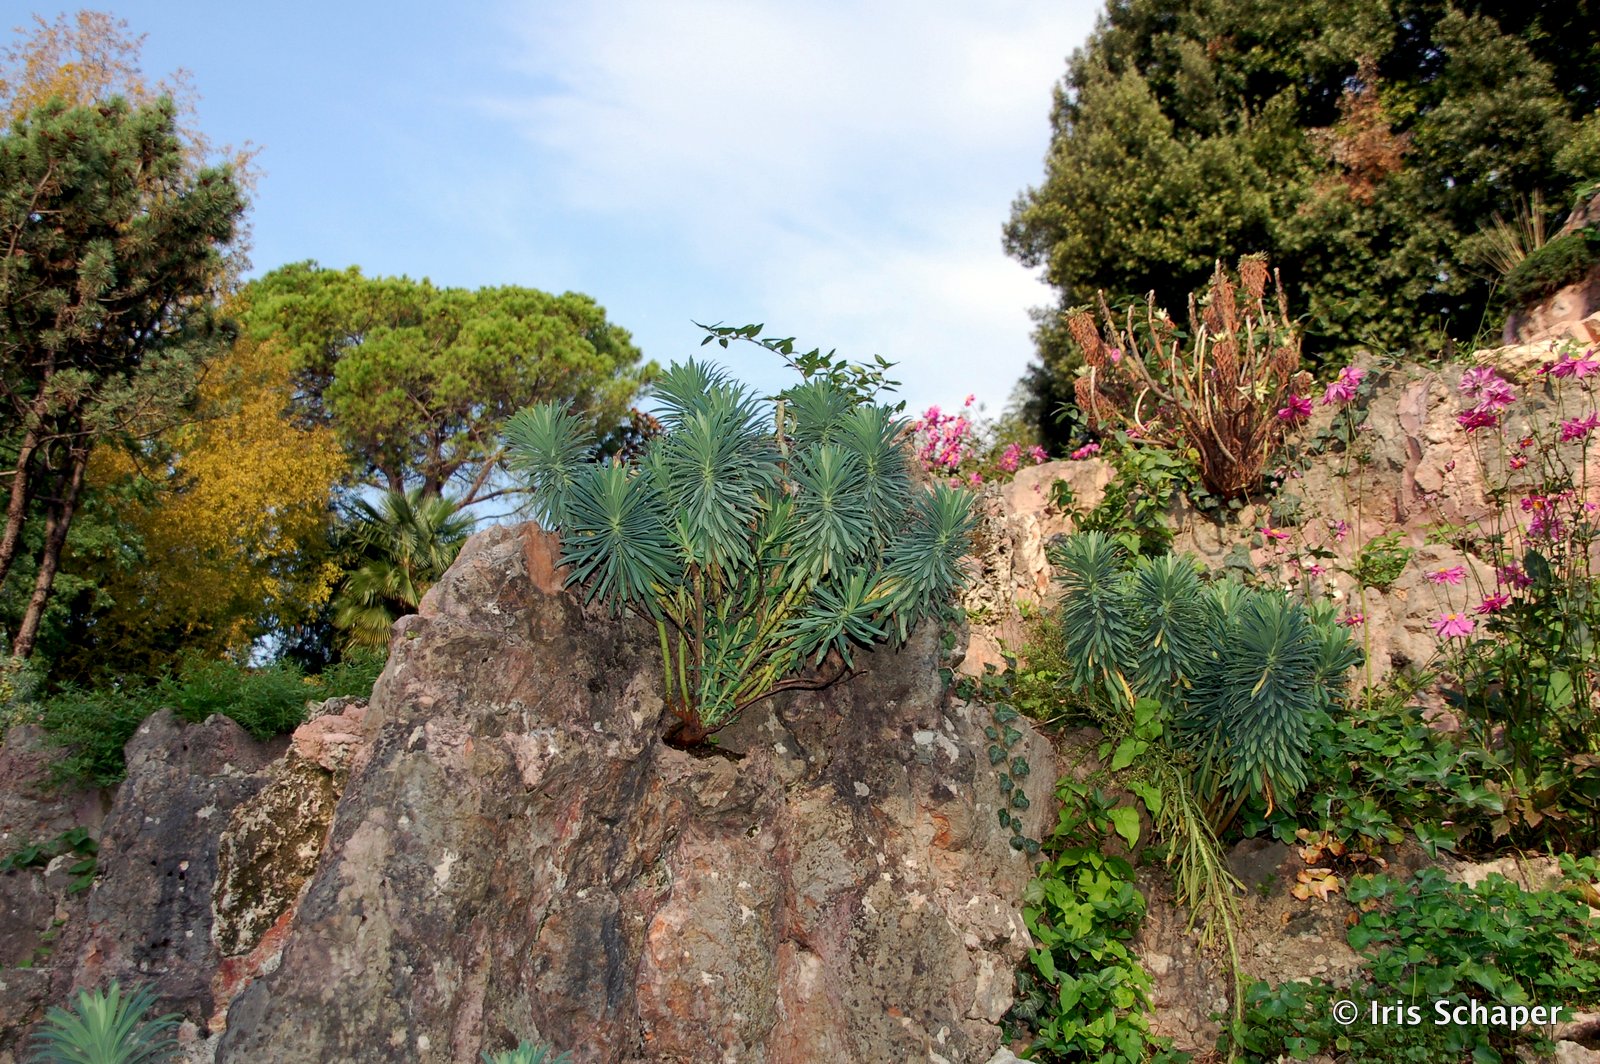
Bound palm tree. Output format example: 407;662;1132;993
332;490;474;648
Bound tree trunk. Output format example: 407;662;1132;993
0;424;39;591
12;442;89;659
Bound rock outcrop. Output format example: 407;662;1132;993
212;523;1056;1063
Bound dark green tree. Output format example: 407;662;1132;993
241;263;655;506
0;94;243;657
1006;0;1597;450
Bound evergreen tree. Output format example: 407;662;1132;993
0;94;244;657
1006;0;1597;450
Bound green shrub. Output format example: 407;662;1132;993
27;980;179;1064
506;354;976;743
1502;227;1600;306
37;653;386;788
1006;782;1183;1063
1351;531;1412;592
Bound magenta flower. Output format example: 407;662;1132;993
1070;442;1101;460
969;472;983;487
1458;366;1501;398
1277;394;1313;423
1328;519;1349;543
1303;562;1327;578
1474;593;1510;615
999;443;1022;473
1338;613;1365;627
1510;456;1528;470
1497;563;1534;589
1321;366;1366;405
1475;379;1517;411
1431;612;1475;639
1558;412;1600;442
1427;565;1466;585
1546;349;1600;380
1458;408;1499;431
1028;445;1048;464
1260;526;1291;542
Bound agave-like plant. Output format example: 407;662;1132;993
27;981;179;1064
505;359;977;743
481;1041;573;1064
1049;532;1359;822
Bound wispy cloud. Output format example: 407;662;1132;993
476;0;1097;416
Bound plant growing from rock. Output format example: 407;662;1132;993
27;981;179;1064
1068;257;1310;501
481;1042;573;1064
506;353;977;744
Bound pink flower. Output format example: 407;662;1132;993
1321;366;1366;405
1277;394;1313;423
1458;366;1501;398
1497;563;1533;589
1338;613;1365;627
964;394;976;407
1546;349;1600;380
1328;519;1350;543
1070;442;1101;460
1558;412;1600;442
1427;565;1466;586
1432;612;1475;639
1304;562;1327;578
998;443;1022;473
1510;456;1528;470
1028;445;1048;464
1474;379;1517;411
969;472;983;487
1474;593;1510;614
1458;408;1499;431
1260;526;1291;542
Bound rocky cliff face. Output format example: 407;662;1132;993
204;524;1054;1063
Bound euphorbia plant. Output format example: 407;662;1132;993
505;356;977;744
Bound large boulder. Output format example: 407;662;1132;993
71;712;281;1025
216;524;1056;1063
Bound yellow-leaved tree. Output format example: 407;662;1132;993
71;325;349;674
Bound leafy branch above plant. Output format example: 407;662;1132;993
505;355;977;744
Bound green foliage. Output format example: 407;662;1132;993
1501;227;1600;306
480;1041;573;1064
36;654;383;788
1230;979;1467;1063
1007;782;1183;1063
0;93;244;658
1005;0;1590;447
507;354;976;740
1229;860;1600;1062
1049;533;1358;818
1348;863;1600;1008
331;489;474;649
1351;531;1412;591
0;826;96;893
242;263;653;504
27;980;179;1064
1061;439;1196;557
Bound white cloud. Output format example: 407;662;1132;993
478;0;1097;419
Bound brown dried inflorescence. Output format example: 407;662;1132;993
1073;256;1304;500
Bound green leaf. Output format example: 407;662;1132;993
1107;807;1140;849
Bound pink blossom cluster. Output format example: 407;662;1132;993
1069;442;1101;460
998;442;1050;473
1277;394;1313;423
913;397;977;473
1539;348;1600;380
1321;366;1366;406
1455;366;1518;431
1559;412;1599;442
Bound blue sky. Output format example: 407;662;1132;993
42;1;1101;419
